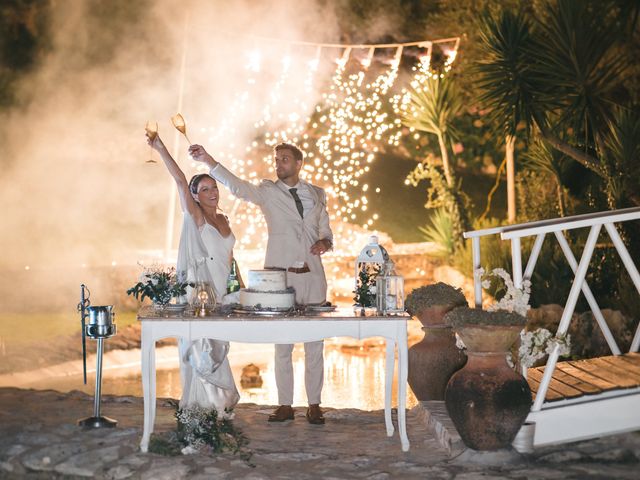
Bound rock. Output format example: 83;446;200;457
106;464;135;479
450;448;525;467
590;448;638;463
538;450;587;463
141;459;191;480
22;443;88;471
2;388;640;478
240;363;263;388
54;445;120;477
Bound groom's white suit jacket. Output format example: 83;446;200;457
210;163;333;303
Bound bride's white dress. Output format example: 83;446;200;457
176;213;240;413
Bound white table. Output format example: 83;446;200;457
138;306;410;452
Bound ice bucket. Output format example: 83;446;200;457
86;306;116;338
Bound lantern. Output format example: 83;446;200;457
190;281;217;316
354;235;389;308
376;262;405;315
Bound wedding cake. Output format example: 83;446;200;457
239;269;295;310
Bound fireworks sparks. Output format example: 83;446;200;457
179;39;458;255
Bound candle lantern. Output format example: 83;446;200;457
354;235;389;309
376;261;405;315
190;281;216;316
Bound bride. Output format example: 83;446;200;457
147;132;240;414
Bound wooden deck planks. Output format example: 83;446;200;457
527;367;581;400
526;353;640;402
582;358;640;387
555;362;617;391
602;355;640;377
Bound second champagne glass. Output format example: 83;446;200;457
171;113;192;145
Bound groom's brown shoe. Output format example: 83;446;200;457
306;404;325;425
268;405;294;422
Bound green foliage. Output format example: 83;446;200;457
475;8;539;137
453;217;511;280
353;263;380;307
148;432;182;456
400;75;463;141
126;266;192;306
418;208;454;257
0;0;52;107
406;160;471;250
149;405;253;466
599;107;640;209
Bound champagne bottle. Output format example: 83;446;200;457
227;259;241;293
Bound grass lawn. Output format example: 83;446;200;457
0;311;139;348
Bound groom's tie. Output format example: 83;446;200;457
289;188;304;218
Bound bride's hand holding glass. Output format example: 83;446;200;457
144;121;160;163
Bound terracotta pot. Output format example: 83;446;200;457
456;324;523;352
445;325;531;451
408;305;467;401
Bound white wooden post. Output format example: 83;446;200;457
511;237;523;289
532;225;601;411
554;231;620;355
472;237;482;308
604;223;640;352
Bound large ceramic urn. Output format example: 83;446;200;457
406;283;468;401
408;305;467;400
444;308;532;451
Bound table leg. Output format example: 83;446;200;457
397;326;410;452
140;329;156;452
384;338;395;437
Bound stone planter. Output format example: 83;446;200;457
408;305;467;401
445;324;532;451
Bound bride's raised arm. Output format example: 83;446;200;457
147;134;203;225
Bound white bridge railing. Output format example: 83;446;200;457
463;206;640;412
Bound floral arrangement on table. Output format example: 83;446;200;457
353;263;381;307
405;282;468;316
148;405;253;465
126;265;192;306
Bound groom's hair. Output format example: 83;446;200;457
275;142;304;163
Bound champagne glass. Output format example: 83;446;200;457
145;121;158;163
171;113;193;144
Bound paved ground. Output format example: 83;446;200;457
1;387;639;479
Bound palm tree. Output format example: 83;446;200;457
401;74;462;188
474;0;639;210
400;74;471;248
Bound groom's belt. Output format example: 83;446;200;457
265;264;311;274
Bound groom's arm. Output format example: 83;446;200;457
311;188;334;255
210;163;265;206
189;144;264;205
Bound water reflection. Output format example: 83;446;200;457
25;340;417;411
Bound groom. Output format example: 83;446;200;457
189;142;333;425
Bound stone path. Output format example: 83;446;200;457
1;387;639;479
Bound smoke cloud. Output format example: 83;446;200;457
0;0;345;270
0;0;362;313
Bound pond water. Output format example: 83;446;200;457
20;340;417;411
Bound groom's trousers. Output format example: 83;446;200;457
275;270;325;405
